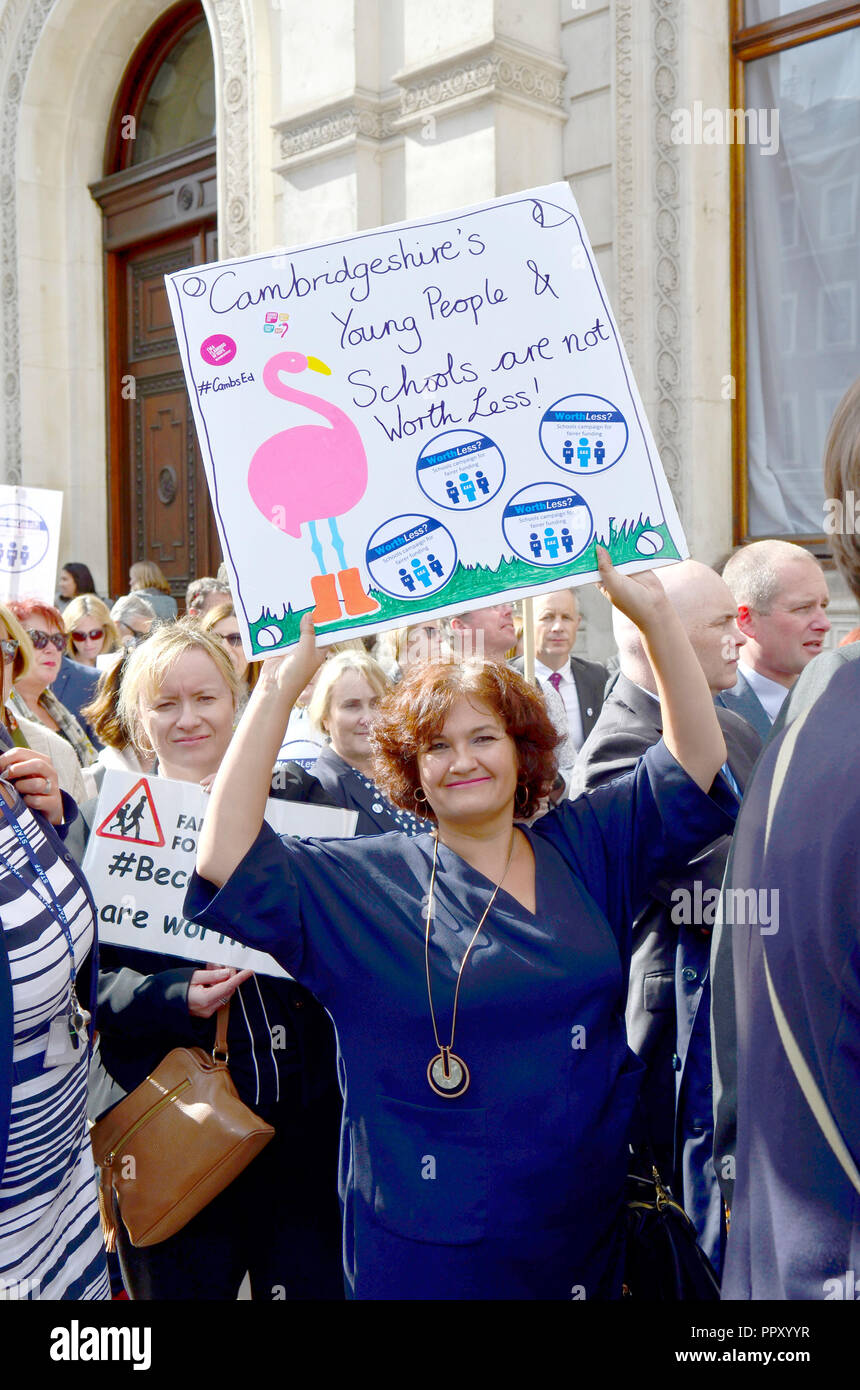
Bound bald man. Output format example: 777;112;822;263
717;540;830;737
573;560;762;1272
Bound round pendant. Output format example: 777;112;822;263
427;1051;470;1099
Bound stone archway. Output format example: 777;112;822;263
0;0;260;583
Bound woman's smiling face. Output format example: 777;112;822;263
416;696;519;830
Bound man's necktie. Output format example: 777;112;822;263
548;672;563;691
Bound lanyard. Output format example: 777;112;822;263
0;794;78;988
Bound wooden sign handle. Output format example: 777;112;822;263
522;596;536;686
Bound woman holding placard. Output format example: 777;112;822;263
188;550;738;1300
86;620;343;1300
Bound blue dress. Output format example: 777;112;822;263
186;741;736;1300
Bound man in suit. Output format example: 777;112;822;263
716;540;830;737
574;560;761;1270
511;589;606;752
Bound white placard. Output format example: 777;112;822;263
165;182;687;657
82;771;357;977
0;485;63;607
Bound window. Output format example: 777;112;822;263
132;20;215;166
732;2;860;541
104;3;214;175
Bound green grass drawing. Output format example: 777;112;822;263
248;514;679;655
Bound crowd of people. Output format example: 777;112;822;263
0;378;858;1302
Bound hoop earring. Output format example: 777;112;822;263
515;783;529;808
414;787;428;804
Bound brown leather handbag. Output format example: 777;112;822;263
90;1003;274;1249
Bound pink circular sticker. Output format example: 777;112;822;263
200;334;237;366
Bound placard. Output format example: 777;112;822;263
165;182;686;656
83;772;358;977
0;485;63;606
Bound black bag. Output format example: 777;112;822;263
623;1160;721;1300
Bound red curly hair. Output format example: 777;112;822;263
370;659;561;821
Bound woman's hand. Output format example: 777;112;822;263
197;614;324;888
0;747;65;824
187;963;253;1019
595;544;671;633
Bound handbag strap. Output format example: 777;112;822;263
213;1000;230;1063
758;707;860;1197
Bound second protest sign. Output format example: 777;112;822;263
83;772;357;978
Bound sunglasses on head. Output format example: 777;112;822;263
71;628;104;644
28;630;65;652
0;638;19;664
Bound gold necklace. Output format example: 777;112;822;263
424;830;516;1099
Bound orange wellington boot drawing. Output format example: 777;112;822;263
338;568;380;617
310;573;342;624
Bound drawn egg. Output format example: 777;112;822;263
530;199;575;229
255;624;284;648
635;530;664;556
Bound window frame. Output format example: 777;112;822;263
103;0;207;175
730;0;860;550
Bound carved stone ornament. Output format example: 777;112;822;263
651;0;683;492
275;38;567;171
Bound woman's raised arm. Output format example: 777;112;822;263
197;613;324;887
596;546;726;791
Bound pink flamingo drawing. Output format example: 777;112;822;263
248;350;379;624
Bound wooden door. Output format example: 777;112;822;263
91;140;219;605
118;229;221;599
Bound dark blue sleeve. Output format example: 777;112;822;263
184;824;378;1003
533;739;737;938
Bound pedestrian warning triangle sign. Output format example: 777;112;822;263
95;778;165;847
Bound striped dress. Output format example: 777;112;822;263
0;793;109;1300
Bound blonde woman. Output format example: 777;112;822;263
127;561;177;624
199;602;260;711
63;596;120;669
274;649;429;836
86;620;342;1300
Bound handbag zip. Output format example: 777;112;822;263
103;1078;192;1166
